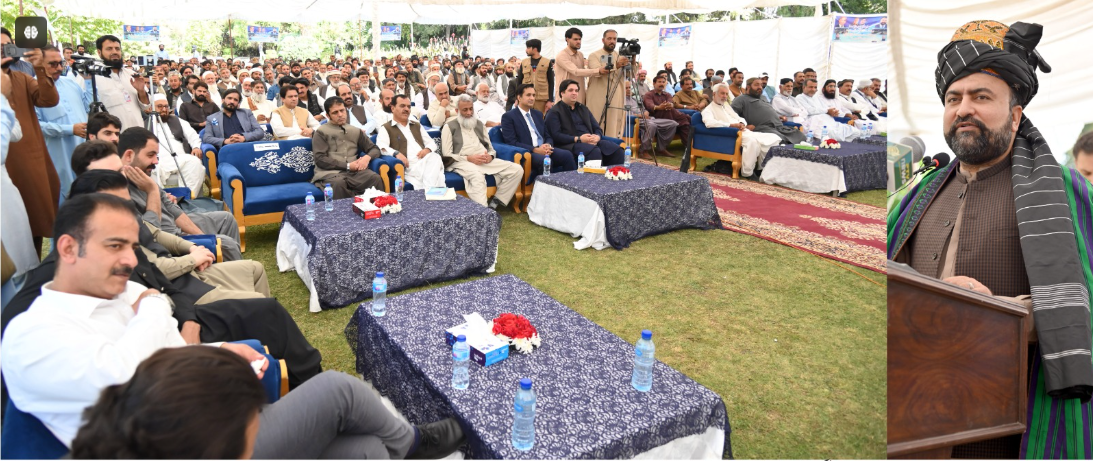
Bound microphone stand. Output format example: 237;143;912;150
153;111;192;195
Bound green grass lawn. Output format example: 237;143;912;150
242;142;886;459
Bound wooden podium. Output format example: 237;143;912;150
887;262;1028;459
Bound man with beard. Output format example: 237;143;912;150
149;94;205;192
200;71;223;107
555;28;607;105
729;78;804;146
337;83;372;132
294;78;325;121
791;71;805;96
216;67;236;95
446;60;470;96
366;88;398;134
428;83;458;127
272;86;319;140
662;61;678;86
473;82;505;128
36;46;90;201
517;39;555;113
793;78;860;142
634;69;651;98
772;78;806;124
586;29;630;139
547;79;625;167
727;71;745;99
620;81;677;161
178;82;220;132
871;78;887;105
311;97;386;199
394;70;417;101
642;74;690;158
163;71;186;110
836;79;864;121
811;79;856;121
3;30;60;255
849;78;886;131
413;73;440;113
244;80;276;123
469;61;496;104
81;35;149;132
202;89;264;150
377;95;446;191
441;94;523;208
888;20;1093;458
702;83;782;178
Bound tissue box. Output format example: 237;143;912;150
444;323;510;367
352;200;381;220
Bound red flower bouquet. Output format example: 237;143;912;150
820;138;842;149
370;195;402;214
605;166;633;180
488;313;542;354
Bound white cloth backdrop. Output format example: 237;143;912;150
472;16;885;85
890;0;1093;165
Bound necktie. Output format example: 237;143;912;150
525;112;542;147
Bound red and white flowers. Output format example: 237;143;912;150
488;313;542;354
605;166;633;181
371;195;402;214
820;138;842;149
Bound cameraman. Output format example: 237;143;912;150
80;34;151;132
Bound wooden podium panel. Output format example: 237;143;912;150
887;263;1028;458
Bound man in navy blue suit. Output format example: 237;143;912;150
202;89;266;149
545;79;625;166
501;84;576;179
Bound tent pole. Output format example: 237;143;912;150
228;16;234;59
18;0;23;15
371;2;381;61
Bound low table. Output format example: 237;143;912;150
526;163;722;250
760;142;886;194
857;134;887;147
345;274;732;459
276;190;500;312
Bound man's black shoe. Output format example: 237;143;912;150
407;418;464;459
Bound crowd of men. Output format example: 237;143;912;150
0;25;884;456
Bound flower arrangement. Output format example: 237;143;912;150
488;313;542;354
605;166;633;181
820;138;841;149
371;195;402;214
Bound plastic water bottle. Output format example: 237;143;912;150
577;152;585;174
631;329;655;392
394;175;404;202
323;183;334;211
305;192;315;221
805;130;814;145
371;272;387;317
821;125;829;142
623;147;632;168
452;335;470;390
542;155;551;177
511;378;536;451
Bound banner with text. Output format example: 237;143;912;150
658;25;691;47
832;14;887;43
509;29;530;45
123;25;159;42
381;25;402;42
247;26;280;42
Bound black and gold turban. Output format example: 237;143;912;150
934;20;1052;107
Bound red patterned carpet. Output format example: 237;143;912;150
638;160;887;273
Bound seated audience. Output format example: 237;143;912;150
473;82;505;128
622;81;678;160
244;80;276;123
634;69;652;98
441;94;524;208
849;78;887;131
377;94;447;190
672;76;709;111
149;95;205;192
547;79;625;165
271;86;320;140
202;89;266;149
178;82;219;132
643;74;691;157
501;83;577;176
201;71;223;106
311;98;387;199
727;71;745;98
428;82;459;126
294;78;325;121
447;61;471;96
730;77;805;146
836;79;864;120
794;79;861;141
703;83;782;177
336;83;372;131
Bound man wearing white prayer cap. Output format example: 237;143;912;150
149;93;207;193
849;78;886;132
201;71;222;106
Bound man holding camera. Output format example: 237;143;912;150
81;34;151;132
2;27;60;256
586;29;630;139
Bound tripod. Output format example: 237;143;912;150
595;54;658;166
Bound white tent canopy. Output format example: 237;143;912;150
890;0;1093;165
45;0;828;24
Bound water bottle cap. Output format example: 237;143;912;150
641;329;652;340
376;271;384;277
519;378;532;389
307;191;313;196
325;183;331;187
396;175;402;179
456;334;466;342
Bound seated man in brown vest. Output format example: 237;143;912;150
311;97;386;199
440;94;523;209
335;82;372;133
271;86;320;140
376;94;446;190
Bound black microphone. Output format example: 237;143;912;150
910;153;950;175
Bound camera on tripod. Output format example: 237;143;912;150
618;38;641;57
71;55;112;78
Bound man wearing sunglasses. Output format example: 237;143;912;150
36;45;91;201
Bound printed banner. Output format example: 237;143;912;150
832;14;887;43
509;29;530;45
247;26;280;43
658;26;691;47
122;25;159;42
380;25;402;42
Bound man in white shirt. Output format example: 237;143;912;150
1;193;465;458
427;82;458;127
794;79;860;142
270;86;320;140
149;94;206;192
702;83;782;177
441;94;523;208
83;35;151;131
849;78;886;132
376;94;446;190
473;82;505;128
201;71;223;107
367;88;396;135
771;78;807;124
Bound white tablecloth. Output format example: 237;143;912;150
526;181;612;250
760;157;848;194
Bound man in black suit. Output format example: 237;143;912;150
544;79;625;166
501;84;576;181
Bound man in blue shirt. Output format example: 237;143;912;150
154;44;169;65
36;46;91;201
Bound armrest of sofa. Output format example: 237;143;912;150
217;162;245;214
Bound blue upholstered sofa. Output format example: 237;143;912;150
687;111;744;178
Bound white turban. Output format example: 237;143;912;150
201;71;216;78
243;77;254;84
152;93;168;103
856;79;873;90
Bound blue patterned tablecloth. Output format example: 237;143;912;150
281;190;500;309
761;142;886;192
533;163;722;249
857;135;887;147
345;274;732;459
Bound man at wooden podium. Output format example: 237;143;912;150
887;20;1093;459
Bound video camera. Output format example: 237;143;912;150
618;38;641;57
71;55;113;78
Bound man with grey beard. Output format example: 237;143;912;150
440;94;523;208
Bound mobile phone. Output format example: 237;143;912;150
1;43;28;61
